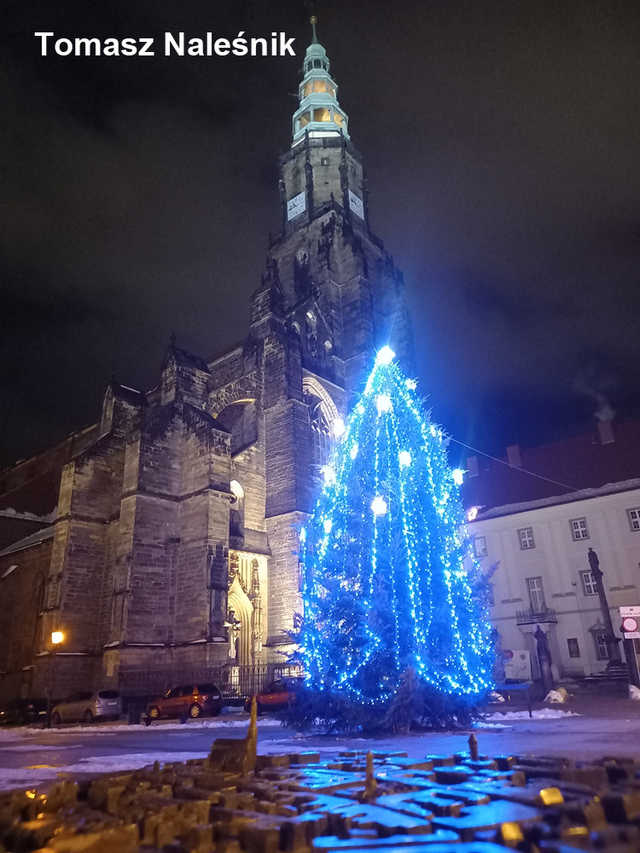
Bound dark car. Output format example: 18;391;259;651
146;684;223;721
0;697;48;726
244;677;303;713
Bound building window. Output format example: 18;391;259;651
473;535;488;558
567;638;580;658
580;570;598;596
627;508;640;531
570;517;590;541
518;527;536;550
594;630;610;661
526;576;546;612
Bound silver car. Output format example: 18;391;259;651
51;690;122;725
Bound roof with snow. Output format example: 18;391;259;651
473;477;640;522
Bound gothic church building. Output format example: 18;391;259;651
0;26;412;701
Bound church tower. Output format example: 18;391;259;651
249;18;414;648
260;17;413;396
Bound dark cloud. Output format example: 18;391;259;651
2;0;640;466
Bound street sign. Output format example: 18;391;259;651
619;607;640;639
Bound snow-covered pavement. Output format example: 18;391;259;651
0;704;638;792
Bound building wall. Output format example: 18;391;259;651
469;486;640;679
0;538;51;703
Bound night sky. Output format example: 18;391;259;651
3;0;640;469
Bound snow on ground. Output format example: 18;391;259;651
0;753;207;791
483;708;579;721
0;715;283;739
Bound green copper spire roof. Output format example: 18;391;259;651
291;16;350;146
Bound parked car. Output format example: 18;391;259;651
0;697;47;726
244;677;303;713
146;684;223;721
51;690;122;725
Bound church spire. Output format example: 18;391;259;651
291;16;349;146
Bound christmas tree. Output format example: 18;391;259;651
297;346;494;728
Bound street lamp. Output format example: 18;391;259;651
46;629;65;727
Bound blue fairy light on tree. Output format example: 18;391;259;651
298;346;494;715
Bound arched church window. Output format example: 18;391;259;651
302;377;340;474
305;312;318;358
306;393;331;470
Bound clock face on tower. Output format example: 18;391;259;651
287;191;306;221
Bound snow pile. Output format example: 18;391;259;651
484;708;579;721
544;688;569;704
630;684;640;701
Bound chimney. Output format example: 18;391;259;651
595;399;615;445
466;455;479;477
597;419;615;445
506;444;522;468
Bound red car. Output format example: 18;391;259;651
146;683;223;721
245;677;303;713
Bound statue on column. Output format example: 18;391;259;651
535;625;554;695
588;547;623;668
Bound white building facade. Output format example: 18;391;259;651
467;479;640;682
